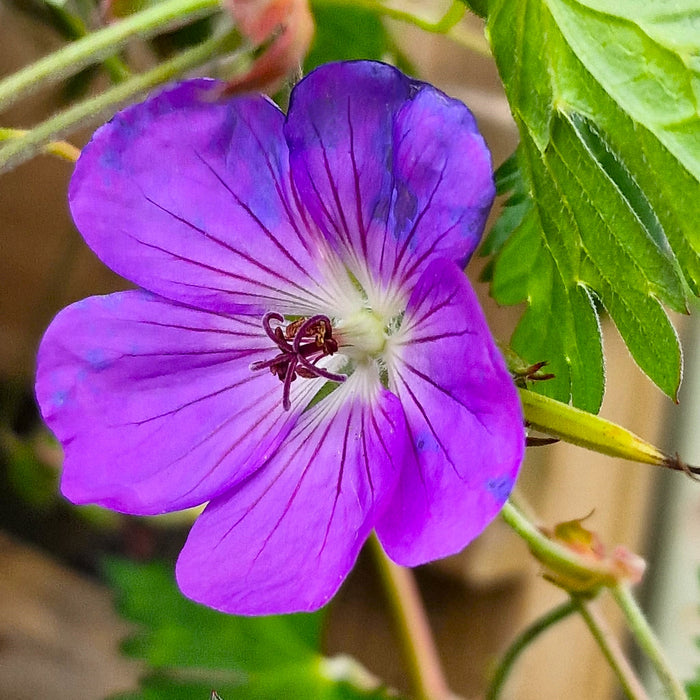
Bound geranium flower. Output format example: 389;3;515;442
36;61;524;615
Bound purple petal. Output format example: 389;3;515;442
285;61;495;297
388;86;495;284
70;79;331;316
35;291;323;514
176;373;407;614
375;258;524;566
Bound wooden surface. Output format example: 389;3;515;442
0;532;141;700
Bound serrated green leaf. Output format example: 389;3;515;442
479;154;529;261
485;0;699;409
105;559;398;700
546;0;700;180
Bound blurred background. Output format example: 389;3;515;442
1;1;699;698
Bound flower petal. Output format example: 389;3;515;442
376;258;524;566
388;85;495;285
70;79;332;316
176;370;407;614
35;291;323;514
284;61;495;303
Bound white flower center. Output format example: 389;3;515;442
337;309;386;361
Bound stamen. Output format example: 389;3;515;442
260;311;286;345
250;312;346;411
291;315;345;382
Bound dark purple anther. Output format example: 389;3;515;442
250;312;346;410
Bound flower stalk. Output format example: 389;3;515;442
519;388;698;476
501;498;687;699
611;584;688;700
312;0;491;57
45;5;132;84
369;534;454;700
0;0;221;114
0;29;241;174
486;599;578;699
573;596;649;700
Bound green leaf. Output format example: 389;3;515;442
2;433;58;509
305;2;412;73
480;155;526;260
484;0;700;410
105;559;398;700
458;0;487;18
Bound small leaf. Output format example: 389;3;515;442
2;432;57;509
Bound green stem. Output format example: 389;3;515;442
486;599;577;699
51;8;131;83
611;585;688;700
368;534;453;700
573;596;649;699
372;0;466;34
0;0;221;113
94;51;132;85
0;29;240;174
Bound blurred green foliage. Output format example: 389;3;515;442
105;559;402;699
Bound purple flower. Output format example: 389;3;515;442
35;61;524;615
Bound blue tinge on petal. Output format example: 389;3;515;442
414;429;441;453
485;475;515;505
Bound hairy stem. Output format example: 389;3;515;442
611;585;688;700
574;596;649;699
0;29;240;174
486;599;577;699
0;0;221;113
369;534;453;700
46;8;132;84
